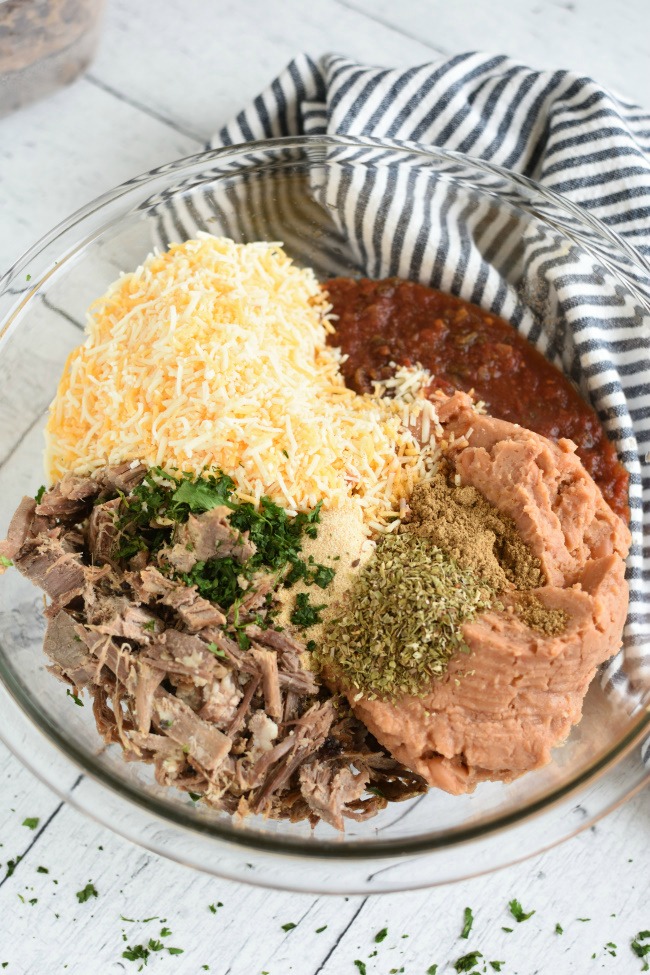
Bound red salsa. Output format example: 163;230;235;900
326;277;629;521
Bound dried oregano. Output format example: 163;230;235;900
319;534;496;700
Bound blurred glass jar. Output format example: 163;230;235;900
0;0;104;117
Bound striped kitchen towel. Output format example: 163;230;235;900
155;52;650;724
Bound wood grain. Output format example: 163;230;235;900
0;0;648;971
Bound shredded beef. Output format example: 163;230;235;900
2;468;424;830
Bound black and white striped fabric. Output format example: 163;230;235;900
158;52;650;726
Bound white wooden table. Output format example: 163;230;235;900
1;2;649;972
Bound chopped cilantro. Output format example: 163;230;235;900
555;923;563;934
0;556;12;568
208;902;223;913
75;882;98;903
281;922;297;931
206;642;227;659
5;856;21;878
306;640;317;652
36;866;49;874
577;917;590;922
34;485;46;503
66;688;84;706
454;952;483;972
605;942;617;956
148;940;164;952
354;962;367;975
290;592;326;628
26;274;31;282
461;906;474;939
170;475;235;514
311;564;336;588
374;927;388;943
160;927;172;938
501;927;513;933
508;899;535;922
21;818;39;830
122;945;149;964
316;925;328;933
167;947;184;955
188;792;202;802
115;470;330;643
632;929;650;967
490;964;504;972
427;967;438;974
142;619;156;632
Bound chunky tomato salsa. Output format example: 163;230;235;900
326;277;629;520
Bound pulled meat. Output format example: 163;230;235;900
3;466;425;829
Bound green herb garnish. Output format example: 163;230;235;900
206;642;227;659
427;967;438;975
118;470;330;609
281;922;297;932
632;930;650;969
461;907;474;939
508;899;535;923
22;818;39;831
555;923;563;934
374;928;388;943
353;962;367;975
5;857;21;878
489;963;504;972
0;556;12;569
316;925;327;933
36;866;49;874
66;688;84;706
76;882;98;903
290;592;326;628
454;952;483;973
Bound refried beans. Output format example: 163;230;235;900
325;277;629;521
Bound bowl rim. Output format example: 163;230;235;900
1;132;649;863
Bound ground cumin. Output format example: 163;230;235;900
515;592;568;636
406;465;567;636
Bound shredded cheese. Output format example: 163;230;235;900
46;235;438;526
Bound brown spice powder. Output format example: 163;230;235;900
515;592;568;636
406;464;567;635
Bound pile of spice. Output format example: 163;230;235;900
318;533;495;701
407;465;568;637
318;464;568;702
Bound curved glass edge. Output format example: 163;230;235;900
0;639;648;862
0;676;647;893
0;134;649;863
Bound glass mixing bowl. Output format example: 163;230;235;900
0;135;648;894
